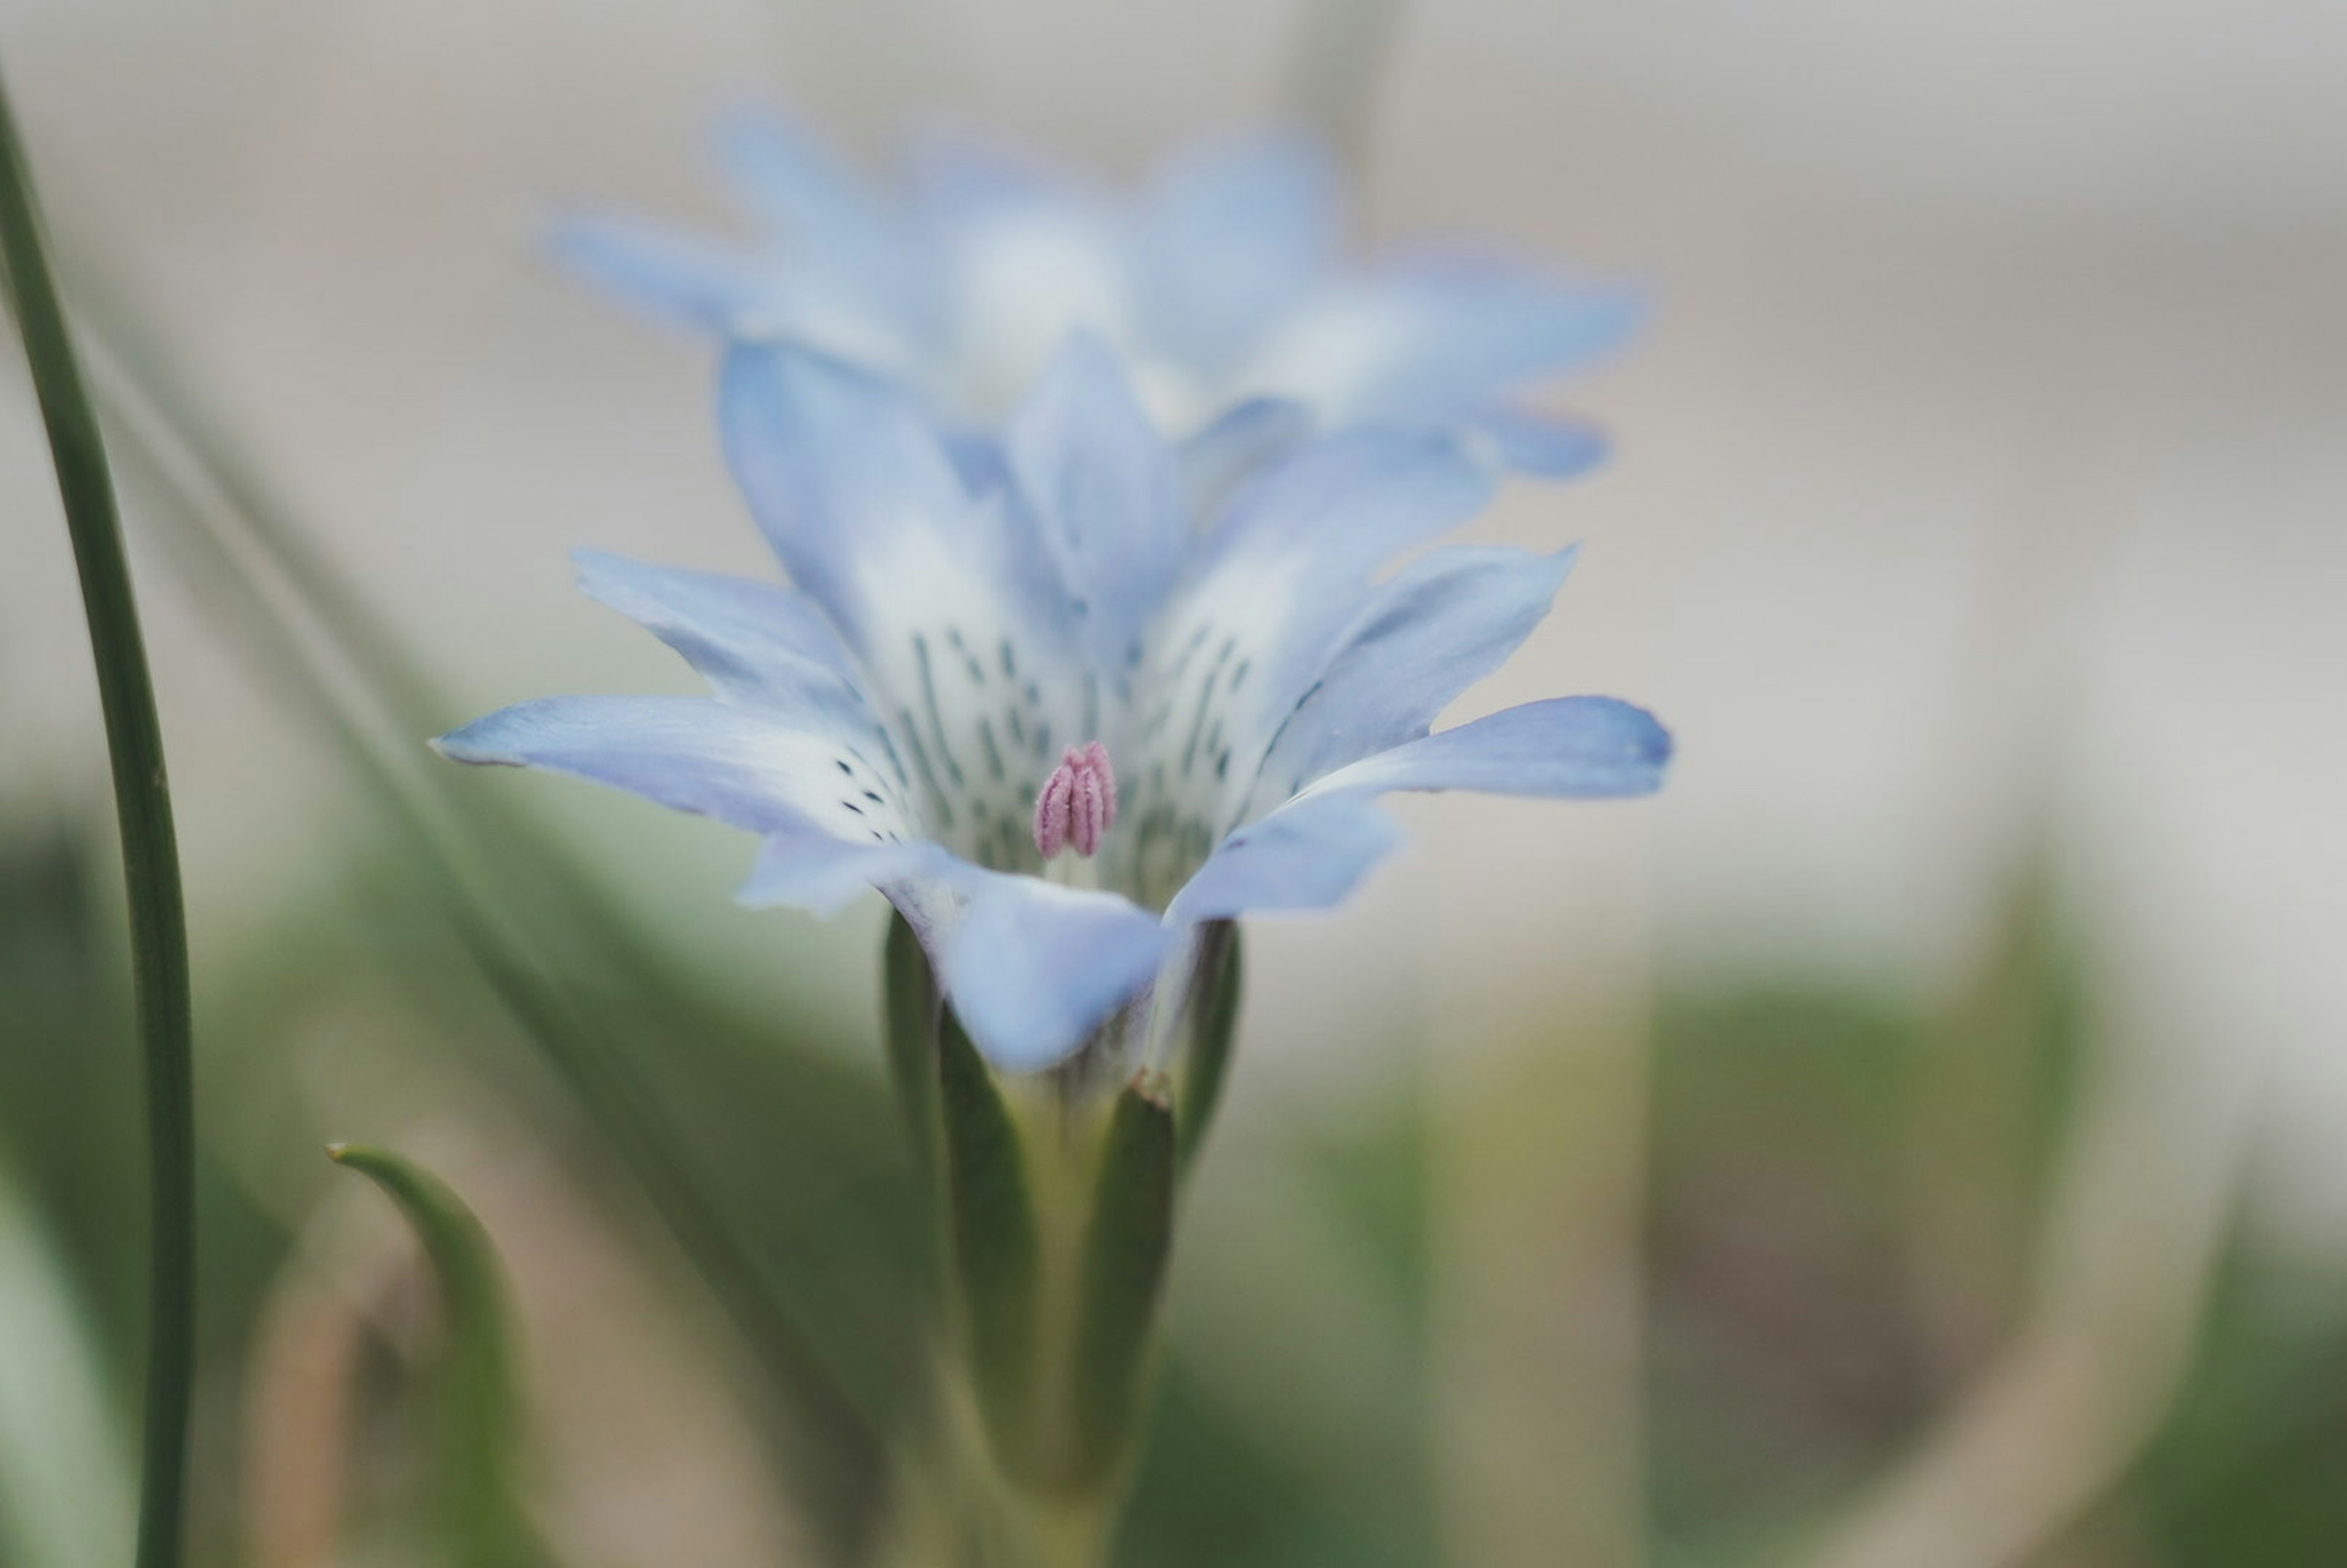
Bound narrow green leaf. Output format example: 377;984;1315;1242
936;1008;1041;1471
329;1145;554;1568
1177;922;1244;1176
883;912;941;1191
0;66;195;1568
1067;1075;1178;1493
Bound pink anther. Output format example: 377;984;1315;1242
1034;741;1118;860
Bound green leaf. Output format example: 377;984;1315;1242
883;912;941;1193
330;1145;554;1568
0;65;196;1568
1067;1075;1178;1493
1177;923;1243;1177
935;1008;1042;1475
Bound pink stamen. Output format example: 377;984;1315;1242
1034;741;1118;860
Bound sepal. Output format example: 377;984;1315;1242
1064;1074;1178;1492
1175;920;1243;1177
935;1003;1044;1474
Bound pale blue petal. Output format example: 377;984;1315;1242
1133;430;1499;841
719;340;1063;654
721;341;1092;846
1004;331;1185;675
928;867;1174;1072
1463;405;1611;480
1244;546;1578;807
1140;130;1338;375
573;550;858;678
906;122;1089;230
1357;252;1642;414
1167;695;1668;925
1202;427;1494;582
570;550;867;717
715;104;936;334
750;823;1170;1071
1305;695;1671;802
1165;792;1404;923
1175;396;1310;518
1170;429;1497;750
432;695;923;844
546;213;774;334
1247;253;1641;431
737;823;949;918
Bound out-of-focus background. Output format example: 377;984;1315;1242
4;1;2344;1564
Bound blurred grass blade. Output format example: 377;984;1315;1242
0;68;196;1568
936;1008;1041;1473
883;914;942;1193
328;1146;554;1568
1067;1076;1177;1493
1176;922;1243;1177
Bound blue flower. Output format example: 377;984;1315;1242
436;335;1669;1072
551;107;1640;477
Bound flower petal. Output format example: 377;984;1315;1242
546;213;775;334
715;104;936;334
1463;405;1611;480
908;126;1141;420
721;342;1091;859
432;695;922;844
1166;696;1669;925
719;340;1063;652
1240;546;1578;813
1302;694;1672;802
570;549;871;727
1140;129;1337;376
737;822;949;919
1243;252;1642;429
1164;791;1405;923
925;867;1175;1072
744;827;1172;1072
1130;430;1496;837
1004;332;1186;676
1175;396;1310;518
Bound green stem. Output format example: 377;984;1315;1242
0;69;194;1568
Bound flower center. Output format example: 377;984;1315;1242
1034;741;1118;860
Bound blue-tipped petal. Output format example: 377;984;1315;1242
1305;695;1672;802
1005;332;1186;673
1166;792;1405;923
1141;129;1338;376
1247;546;1579;805
928;868;1174;1072
432;695;922;844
